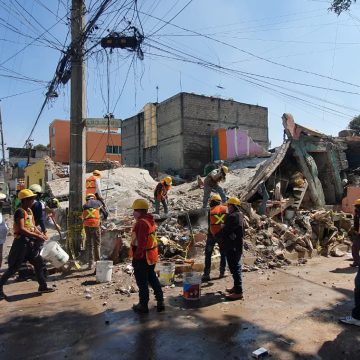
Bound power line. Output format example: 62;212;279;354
139;9;360;89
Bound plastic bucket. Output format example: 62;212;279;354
96;260;113;283
40;241;69;268
158;262;175;286
183;272;201;300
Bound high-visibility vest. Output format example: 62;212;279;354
209;205;228;236
131;218;158;265
13;208;35;239
155;181;170;201
85;175;97;195
83;207;100;227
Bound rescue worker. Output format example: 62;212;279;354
130;199;164;313
29;184;47;235
340;199;360;326
202;165;228;208
216;196;244;301
351;199;360;267
85;170;108;220
82;193;102;270
0;189;55;300
201;194;227;282
154;176;172;214
0;193;8;269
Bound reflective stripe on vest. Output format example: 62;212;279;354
130;218;158;265
209;205;228;236
83;207;100;227
85;176;97;195
13;208;35;239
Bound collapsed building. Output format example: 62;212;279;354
46;113;360;271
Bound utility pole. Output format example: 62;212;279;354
68;0;86;256
0;105;5;165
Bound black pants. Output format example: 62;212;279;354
0;237;47;289
225;248;243;294
353;266;360;320
132;259;164;306
204;234;226;276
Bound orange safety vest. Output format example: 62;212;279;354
83;207;100;227
155;181;170;201
209;204;228;236
13;208;36;239
131;218;158;265
85;175;97;195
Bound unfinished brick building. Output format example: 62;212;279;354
122;92;268;177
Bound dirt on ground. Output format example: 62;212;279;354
0;229;359;360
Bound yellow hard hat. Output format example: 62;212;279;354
227;196;241;206
164;176;172;186
86;193;96;199
93;170;101;177
354;199;360;206
132;198;149;210
210;194;222;202
18;189;36;200
221;165;229;174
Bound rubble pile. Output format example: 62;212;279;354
241;208;352;269
44;156;68;178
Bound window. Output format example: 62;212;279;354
52;147;56;157
51;127;55;136
106;145;122;154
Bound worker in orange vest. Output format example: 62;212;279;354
130;198;164;314
201;194;227;282
85;170;108;220
82;193;102;270
154;176;172;214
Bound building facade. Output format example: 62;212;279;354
122;92;268;177
49;119;122;163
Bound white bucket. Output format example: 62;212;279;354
96;260;113;283
40;241;69;268
183;272;201;300
158;262;175;286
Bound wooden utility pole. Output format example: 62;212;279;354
69;0;86;255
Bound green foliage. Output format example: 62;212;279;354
330;0;356;15
348;115;360;135
33;144;48;151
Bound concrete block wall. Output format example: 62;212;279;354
121;114;144;166
122;92;268;178
156;95;184;172
182;93;268;176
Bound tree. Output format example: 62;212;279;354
330;0;356;15
348;115;360;135
33;144;48;151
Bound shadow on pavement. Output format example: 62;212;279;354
330;267;358;274
5;291;42;302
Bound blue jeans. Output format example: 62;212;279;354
353;267;360;320
203;234;226;276
202;185;226;208
225;248;242;294
132;259;164;306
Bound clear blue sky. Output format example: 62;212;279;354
1;0;360;153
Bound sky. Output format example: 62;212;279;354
1;0;360;154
